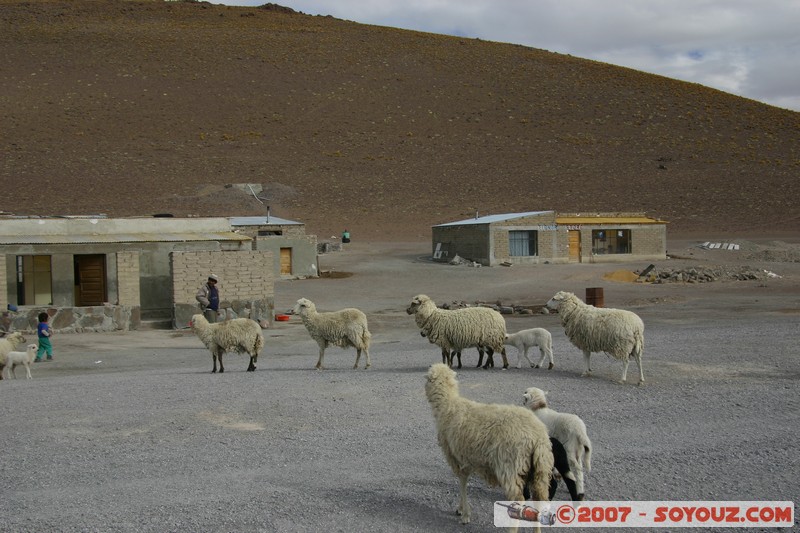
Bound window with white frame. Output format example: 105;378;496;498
509;230;538;257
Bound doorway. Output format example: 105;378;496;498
568;231;581;263
74;255;107;306
280;248;292;276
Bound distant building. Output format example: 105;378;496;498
432;211;666;266
229;215;318;278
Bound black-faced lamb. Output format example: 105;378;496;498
4;343;38;380
425;363;553;525
190;314;264;373
523;387;592;501
546;290;645;385
504;328;554;369
292;298;371;370
406;294;509;369
0;331;27;381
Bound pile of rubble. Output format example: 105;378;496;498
440;300;545;315
645;265;780;283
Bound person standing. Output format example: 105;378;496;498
35;312;54;362
342;229;351;244
196;274;220;322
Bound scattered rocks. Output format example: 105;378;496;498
644;265;779;283
439;300;544;315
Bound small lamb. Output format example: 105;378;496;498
5;344;39;380
523;387;592;500
504;328;554;369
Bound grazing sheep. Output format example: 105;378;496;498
0;331;27;381
546;291;645;385
425;363;553;525
523;387;592;500
190;314;264;373
5;344;38;380
522;437;580;502
293;298;371;370
504;328;554;370
406;294;509;369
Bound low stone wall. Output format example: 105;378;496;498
8;305;141;334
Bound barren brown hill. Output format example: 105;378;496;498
2;0;799;241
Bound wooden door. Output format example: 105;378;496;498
75;255;107;305
568;231;581;263
280;248;292;275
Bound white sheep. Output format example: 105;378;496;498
4;344;39;380
292;298;371;370
546;291;645;385
406;294;509;369
504;328;554;370
523;387;592;501
0;331;27;381
190;314;264;373
425;363;553;525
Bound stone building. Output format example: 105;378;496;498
0;216;278;332
432;211;667;266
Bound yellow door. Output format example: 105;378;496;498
568;231;581;263
280;248;292;275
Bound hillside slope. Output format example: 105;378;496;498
1;0;798;240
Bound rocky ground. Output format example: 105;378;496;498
1;237;798;532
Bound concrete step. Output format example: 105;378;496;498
138;318;173;330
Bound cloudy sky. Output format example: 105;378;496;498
214;0;800;112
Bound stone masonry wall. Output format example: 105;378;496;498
171;250;274;329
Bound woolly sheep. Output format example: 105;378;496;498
546;291;645;385
406;294;509;369
504;328;554;370
190;314;264;373
0;331;27;381
523;387;592;500
293;298;371;370
5;344;38;380
425;363;553;525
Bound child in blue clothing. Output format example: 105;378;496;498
35;312;53;362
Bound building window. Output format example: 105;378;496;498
509;230;538;257
592;229;631;254
17;255;53;305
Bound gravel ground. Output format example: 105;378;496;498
1;240;799;532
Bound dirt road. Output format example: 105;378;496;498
2;239;798;532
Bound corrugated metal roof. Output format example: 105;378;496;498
229;216;302;226
0;232;251;245
434;211;553;227
555;216;666;225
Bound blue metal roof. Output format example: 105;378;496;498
433;211;553;227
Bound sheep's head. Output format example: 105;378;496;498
522;387;548;410
4;331;26;345
26;343;37;354
545;291;573;311
425;362;459;401
406;294;432;315
293;298;315;316
189;314;206;328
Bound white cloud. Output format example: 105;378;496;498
215;0;800;111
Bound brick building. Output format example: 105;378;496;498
432;211;667;266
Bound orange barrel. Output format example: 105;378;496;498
586;287;604;307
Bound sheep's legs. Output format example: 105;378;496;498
536;346;555;370
634;352;645;386
519;347;535;368
315;347;326;370
247;355;256;372
353;348;371;369
581;351;592;377
456;473;471;524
